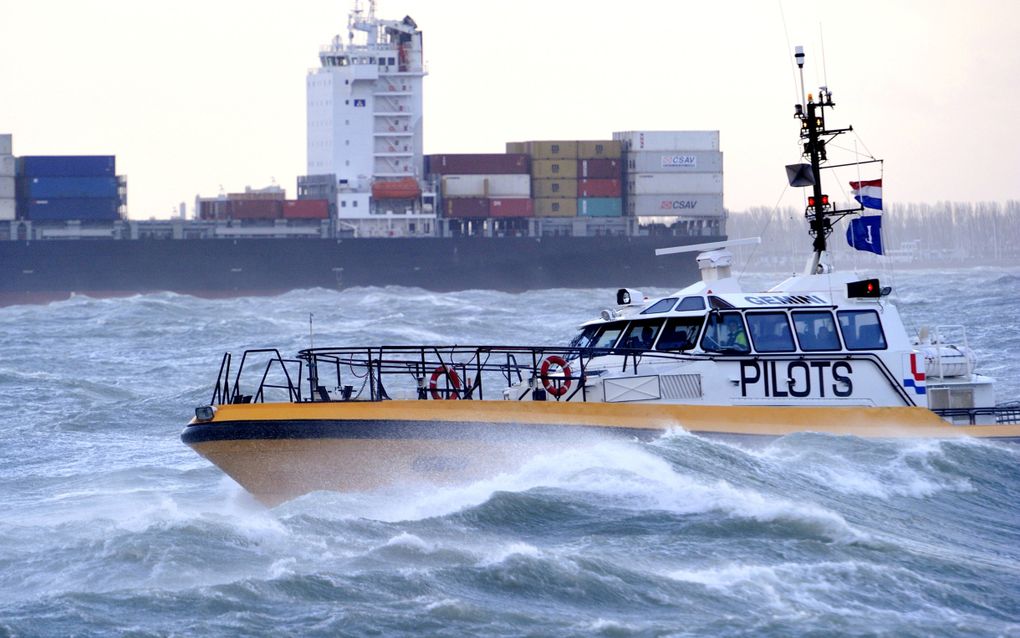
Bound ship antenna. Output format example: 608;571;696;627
309;312;315;350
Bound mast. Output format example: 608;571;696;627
790;47;865;274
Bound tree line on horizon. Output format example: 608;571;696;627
725;200;1020;268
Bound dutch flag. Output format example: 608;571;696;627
849;178;883;210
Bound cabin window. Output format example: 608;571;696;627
792;310;841;351
641;297;678;314
675;296;706;312
708;296;735;310
837;310;887;350
591;321;627;349
655;316;703;351
619;319;663;350
700;312;750;353
568;324;600;349
746;312;795;353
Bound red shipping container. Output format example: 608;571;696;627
578;158;622;179
577;179;622;198
230;199;282;219
283;199;329;219
444;197;490;218
489;198;533;218
427;154;529;175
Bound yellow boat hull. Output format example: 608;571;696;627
182;401;1020;506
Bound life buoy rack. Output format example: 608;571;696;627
539;355;572;397
429;365;461;400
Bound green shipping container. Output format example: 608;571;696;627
578;197;623;217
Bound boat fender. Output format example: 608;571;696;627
540;355;572;397
429;365;461;400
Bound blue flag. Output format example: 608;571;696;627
846;215;883;255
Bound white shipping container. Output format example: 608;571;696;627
484;174;531;197
626;193;725;218
441;174;530;197
613;130;719;152
0;155;15;177
0;197;15;220
0;176;14;199
628;173;723;195
0;134;11;156
441;175;487;197
626;150;723;173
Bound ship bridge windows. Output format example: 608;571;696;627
701;311;750;354
793;310;841;351
641;297;678;314
568;324;601;349
838;310;887;350
708;295;735;310
655;316;703;351
589;321;628;350
619;319;663;351
675;296;707;312
746;312;796;353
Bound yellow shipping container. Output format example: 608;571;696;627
526;141;579;160
577;140;622;159
534;197;578;217
532;178;578;198
505;141;527;154
531;159;578;179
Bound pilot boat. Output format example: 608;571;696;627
182;49;1020;505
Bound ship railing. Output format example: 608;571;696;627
265;345;696;404
933;403;1020;425
211;348;302;406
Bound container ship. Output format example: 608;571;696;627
0;2;725;306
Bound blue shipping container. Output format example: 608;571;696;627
578;197;623;217
23;197;120;221
19;155;116;177
20;176;119;199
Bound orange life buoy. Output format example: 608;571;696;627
540;355;572;397
429;365;461;400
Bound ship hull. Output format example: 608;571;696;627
182;401;1020;505
0;235;723;305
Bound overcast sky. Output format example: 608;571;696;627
2;0;1018;219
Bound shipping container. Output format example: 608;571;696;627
578;197;623;217
489;198;534;218
441;174;530;198
0;176;13;199
533;198;577;217
0;133;11;156
372;177;421;199
0;155;14;177
577;140;622;160
612;131;719;152
0;198;14;220
228;190;285;201
23;197;120;221
525;141;578;160
531;159;578;179
628;173;723;195
444;197;490;218
19;176;119;199
577;158;622;179
426;153;529;175
505;142;526;154
19;155;116;177
198;199;232;221
283;199;329;219
230;199;283;219
531;178;578;198
577;178;621;198
626;150;723;173
626;194;725;217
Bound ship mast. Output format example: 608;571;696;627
790;47;866;274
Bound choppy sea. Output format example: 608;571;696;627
1;267;1019;637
